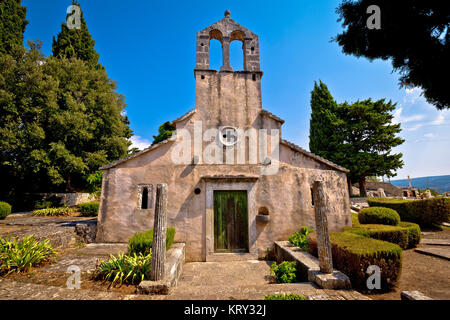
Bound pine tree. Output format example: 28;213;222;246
0;0;28;55
152;121;175;145
52;1;100;68
309;80;341;161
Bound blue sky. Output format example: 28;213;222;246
22;0;449;180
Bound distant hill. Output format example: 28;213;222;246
390;175;450;193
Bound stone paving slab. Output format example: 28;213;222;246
40;255;103;273
420;239;450;246
415;247;450;260
77;243;128;256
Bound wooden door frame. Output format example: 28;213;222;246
204;178;258;261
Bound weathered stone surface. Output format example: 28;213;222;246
420;238;450;246
151;184;168;281
75;221;97;243
312;180;333;274
401;290;433;300
137;243;185;295
274;241;351;289
415;247;450;260
77;243;128;256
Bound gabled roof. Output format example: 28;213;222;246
281;139;349;173
261;109;285;124
173;109;195;123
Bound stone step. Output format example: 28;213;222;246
77;243;128;256
420;239;450;246
415;247;450;260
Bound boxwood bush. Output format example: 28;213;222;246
270;261;297;283
128;227;176;255
308;232;402;291
368;197;450;228
79;201;100;217
347;213;420;249
0;201;12;220
358;207;400;226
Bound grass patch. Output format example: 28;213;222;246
0;236;56;275
264;293;307;300
31;206;76;217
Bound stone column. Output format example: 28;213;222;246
312;180;333;274
150;183;168;281
220;37;233;71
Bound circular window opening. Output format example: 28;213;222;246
219;126;239;146
194;188;201;195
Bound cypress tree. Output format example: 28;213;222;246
52;1;100;68
309;80;341;161
0;0;28;55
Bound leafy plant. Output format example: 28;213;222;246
31;206;76;217
358;207;401;226
128;228;176;255
79;201;99;217
288;226;314;250
86;170;102;198
0;201;12;220
92;252;152;286
0;236;55;275
270;261;297;283
264;293;307;300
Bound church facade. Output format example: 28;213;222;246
96;11;351;262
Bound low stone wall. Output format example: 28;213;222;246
75;220;97;243
137;243;185;294
38;193;96;207
274;241;351;289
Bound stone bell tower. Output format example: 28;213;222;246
194;11;263;129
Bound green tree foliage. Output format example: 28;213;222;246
335;0;449;109
152;121;175;145
309;82;404;197
334;99;404;196
0;0;28;55
309;81;341;161
51;1;100;68
0;42;131;192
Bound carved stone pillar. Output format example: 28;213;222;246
221;36;233;71
150;183;168;281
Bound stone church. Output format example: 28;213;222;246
96;11;351;261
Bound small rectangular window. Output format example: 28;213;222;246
311;188;314;206
138;184;153;209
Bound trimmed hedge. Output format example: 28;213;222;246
308;232;402;291
0;202;12;220
348;213;420;249
367;197;450;227
265;293;307;300
128;227;176;255
79;201;99;217
358;207;400;226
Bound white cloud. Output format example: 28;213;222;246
424;133;433;138
431;113;445;125
129;135;151;150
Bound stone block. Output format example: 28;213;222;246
401;291;433;300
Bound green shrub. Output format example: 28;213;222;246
34;201;53;209
0;236;56;275
308;232;402;291
288;226;314;250
270;261;297;283
368;197;450;227
92;252;152;286
128;227;176;255
264;293;307;300
31;206;76;217
79;201;99;217
348;213;420;249
0;202;12;220
358;207;400;226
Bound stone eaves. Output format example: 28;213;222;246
261;109;285;124
281;139;349;173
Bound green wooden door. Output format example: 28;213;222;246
213;190;248;253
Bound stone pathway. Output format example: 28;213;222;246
415;247;450;261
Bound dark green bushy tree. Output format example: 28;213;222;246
152;121;175;145
52;1;100;68
335;0;449;109
309;81;404;196
0;0;28;55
